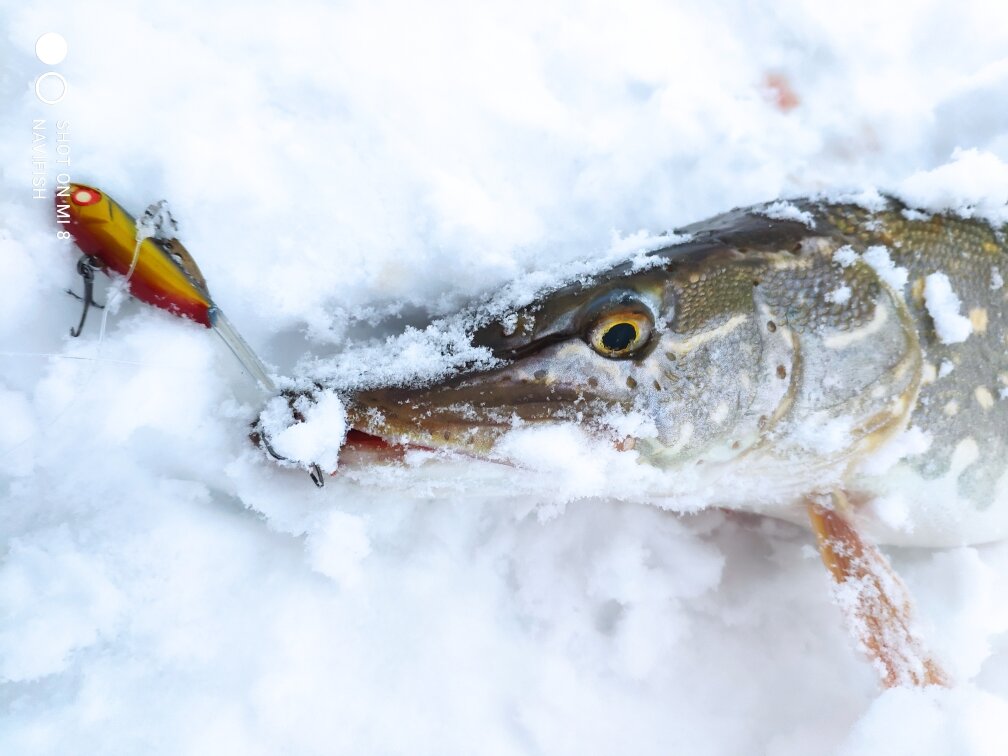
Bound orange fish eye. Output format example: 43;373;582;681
71;187;102;206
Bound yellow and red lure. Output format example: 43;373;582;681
60;183;275;390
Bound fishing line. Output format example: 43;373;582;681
0;352;202;369
0;352;148;366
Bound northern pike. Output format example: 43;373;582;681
259;195;1008;687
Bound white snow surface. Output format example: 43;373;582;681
3;1;1008;754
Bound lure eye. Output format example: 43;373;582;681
71;187;102;206
588;311;652;359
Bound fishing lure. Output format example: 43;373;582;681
60;183;275;392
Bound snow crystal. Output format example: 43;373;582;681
924;272;974;344
938;359;955;378
992;267;1004;291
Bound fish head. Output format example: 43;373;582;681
346;278;663;455
337;240;785;468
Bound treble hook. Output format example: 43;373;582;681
258;431;326;488
308;463;325;488
66;255;105;337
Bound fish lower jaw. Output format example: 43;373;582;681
339;426;494;466
339;428;420;464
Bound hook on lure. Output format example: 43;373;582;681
66;255;105;337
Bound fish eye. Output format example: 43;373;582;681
588;311;652;359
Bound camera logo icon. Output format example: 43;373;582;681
35;32;68;104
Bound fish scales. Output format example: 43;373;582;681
822;204;1008;516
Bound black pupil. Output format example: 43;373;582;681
602;322;637;351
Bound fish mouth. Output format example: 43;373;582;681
339;427;415;463
339;425;499;468
342;375;592;458
256;350;627;476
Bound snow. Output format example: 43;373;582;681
826;284;852;304
258;389;347;473
836;686;1008;756
831;244;909;295
760;200;816;228
895;148;1008;226
859;425;933;479
833;245;860;268
863;244;910;293
3;1;1008;754
924;272;974;344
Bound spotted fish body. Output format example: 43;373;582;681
329;197;1008;547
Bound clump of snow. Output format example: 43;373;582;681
303;319;501;392
828;187;890;212
924;272;974;344
895;148;1008;226
902;208;931;222
830;245;908;295
938;359;956;379
259;388;347;472
870;494;913;533
495;424;613;502
826;284;852;304
760;200;816;228
833;245;860;268
863;245;910;292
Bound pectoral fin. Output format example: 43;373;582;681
807;493;947;688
